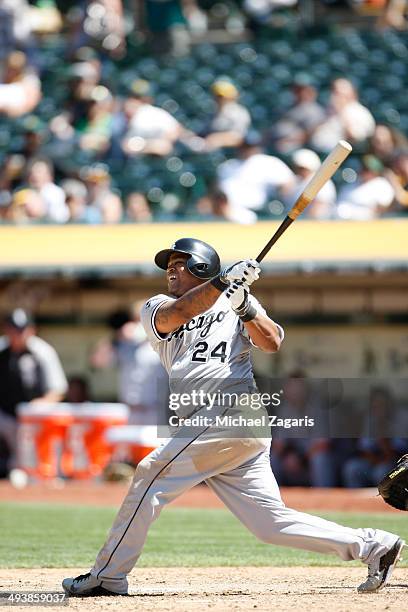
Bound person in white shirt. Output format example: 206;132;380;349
311;78;375;153
90;302;167;425
283;149;336;219
0;51;41;117
121;79;181;157
216;131;294;223
0;308;67;474
336;155;395;221
201;78;252;151
26;157;69;223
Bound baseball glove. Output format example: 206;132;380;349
378;454;408;511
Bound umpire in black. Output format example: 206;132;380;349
0;309;68;476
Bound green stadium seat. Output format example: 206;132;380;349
195;67;216;87
158;68;180;88
136;58;161;80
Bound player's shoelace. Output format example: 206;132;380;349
73;572;92;583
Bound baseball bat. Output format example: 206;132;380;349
256;140;352;262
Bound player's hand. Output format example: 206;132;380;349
226;281;250;312
221;259;261;287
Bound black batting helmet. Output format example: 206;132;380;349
154;238;221;280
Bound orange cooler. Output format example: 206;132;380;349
67;404;129;478
17;403;74;479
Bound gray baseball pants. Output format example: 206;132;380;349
90;421;398;594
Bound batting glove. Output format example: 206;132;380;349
226;280;250;311
221;259;261;287
226;281;258;322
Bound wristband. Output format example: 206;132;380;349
234;298;257;322
239;304;257;322
210;275;229;292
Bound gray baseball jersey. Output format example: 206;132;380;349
141;292;284;414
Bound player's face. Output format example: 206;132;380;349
167;253;203;297
5;324;33;352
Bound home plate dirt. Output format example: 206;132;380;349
1;567;408;611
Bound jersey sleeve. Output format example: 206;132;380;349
241;294;285;344
27;337;68;395
141;294;176;348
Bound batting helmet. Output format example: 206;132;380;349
154;238;221;280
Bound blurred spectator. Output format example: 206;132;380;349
377;0;407;29
7;188;45;224
67;0;126;59
90;302;168;424
0;0;33;60
265;75;325;154
28;0;62;35
195;189;232;222
0;196;12;222
75;85;115;155
336;155;395;220
311;78;376;153
120;79;182;157
0;51;41;117
368;124;408;165
282;149;336;219
19;116;48;159
385;149;408;209
201;77;251;151
0;155;25;221
270;372;337;487
342;387;407;487
0;309;68;474
125;192;153;223
61;178;101;224
81;164;123;223
66;54;103;120
65;375;91;403
141;0;191;57
213;131;294;223
243;0;298;25
26;157;69;223
71;45;103;79
49;50;103;149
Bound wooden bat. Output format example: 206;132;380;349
256;140;352;262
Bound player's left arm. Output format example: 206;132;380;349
243;313;282;353
224;264;282;353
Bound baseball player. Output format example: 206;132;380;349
63;238;404;597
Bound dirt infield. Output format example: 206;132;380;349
1;482;405;610
1;567;407;611
0;480;399;513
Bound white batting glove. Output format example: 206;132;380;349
221;259;261;287
226;280;258;321
226;281;250;311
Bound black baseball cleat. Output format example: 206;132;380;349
357;538;405;593
62;572;128;597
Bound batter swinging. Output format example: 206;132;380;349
63;238;404;597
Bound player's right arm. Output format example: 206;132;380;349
155;282;222;334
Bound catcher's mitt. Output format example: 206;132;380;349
378;454;408;511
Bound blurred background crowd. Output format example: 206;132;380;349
0;0;407;224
